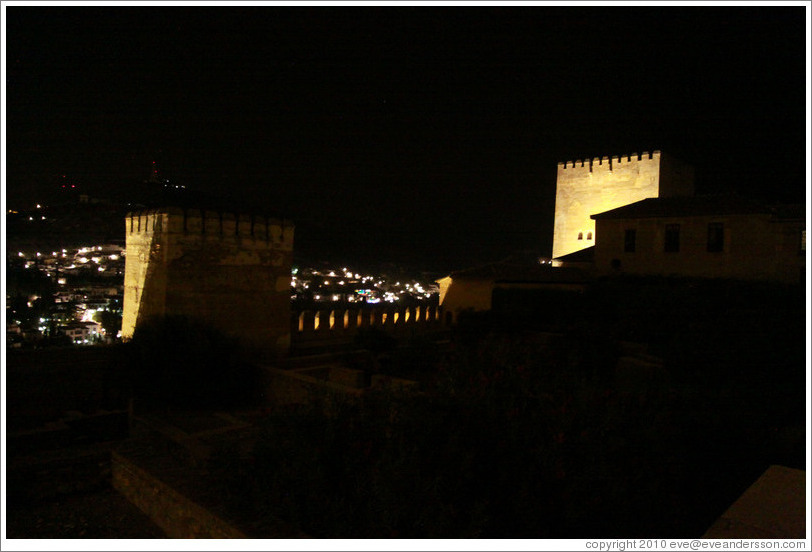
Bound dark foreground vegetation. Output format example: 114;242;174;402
203;276;806;538
7;276;805;538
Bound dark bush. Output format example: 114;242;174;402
354;326;397;354
126;315;261;408
207;277;805;537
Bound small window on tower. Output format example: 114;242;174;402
624;229;636;252
664;224;680;253
707;223;724;252
586;232;593;240
577;232;583;240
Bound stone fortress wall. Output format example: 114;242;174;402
552;151;694;259
121;207;294;357
292;303;443;344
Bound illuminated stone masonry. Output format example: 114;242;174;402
552;151;694;259
121;207;294;357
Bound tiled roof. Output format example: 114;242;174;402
445;261;590;283
769;204;806;221
590;195;779;220
554;246;595;263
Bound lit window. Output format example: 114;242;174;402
707;223;724;253
664;224;680;253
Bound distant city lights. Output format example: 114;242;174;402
291;266;440;305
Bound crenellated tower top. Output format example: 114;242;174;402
125;207;294;248
557;150;661;172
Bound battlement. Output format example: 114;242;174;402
557;150;661;172
125;207;294;246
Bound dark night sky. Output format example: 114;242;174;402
5;6;809;272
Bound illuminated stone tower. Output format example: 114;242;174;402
121;207;295;357
552;151;694;259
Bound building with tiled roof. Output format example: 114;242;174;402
590;195;805;284
436;259;591;324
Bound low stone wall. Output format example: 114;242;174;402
8;409;130;455
263;365;366;409
263;362;420;409
113;426;309;538
112;451;247;538
370;374;420;392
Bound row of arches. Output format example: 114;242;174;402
294;304;443;333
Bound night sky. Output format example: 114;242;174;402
5;6;808;271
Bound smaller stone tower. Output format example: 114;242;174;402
552;151;694;259
121;207;295;357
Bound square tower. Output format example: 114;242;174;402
551;151;693;259
121;207;295;357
